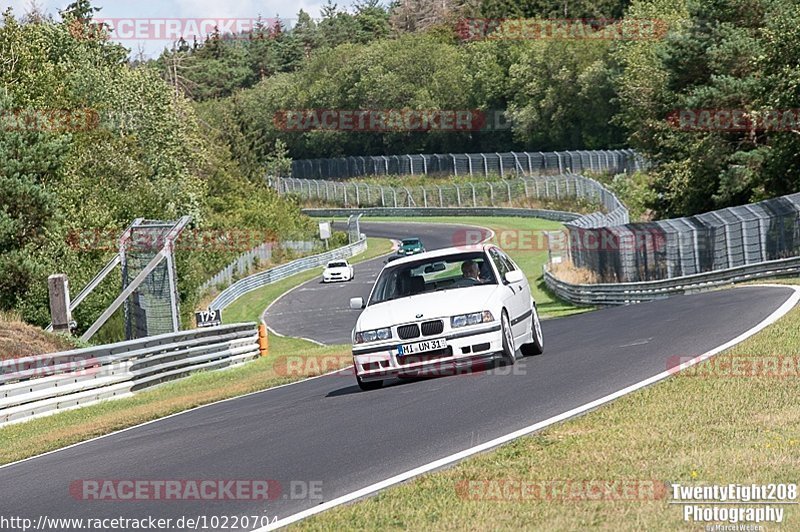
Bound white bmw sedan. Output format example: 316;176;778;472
323;260;354;283
349;244;544;391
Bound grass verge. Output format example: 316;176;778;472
294;281;800;531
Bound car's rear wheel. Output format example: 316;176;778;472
521;303;544;356
356;374;383;391
498;310;516;366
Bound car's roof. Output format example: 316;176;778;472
385;244;490;267
326;260;348;265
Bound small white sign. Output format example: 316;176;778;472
319;222;332;240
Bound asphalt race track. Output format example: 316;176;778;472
1;220;796;531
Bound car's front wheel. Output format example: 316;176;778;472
356;373;383;391
521;303;544;356
498;310;517;366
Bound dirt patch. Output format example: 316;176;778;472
0;314;77;360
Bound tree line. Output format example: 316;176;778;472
161;0;799;219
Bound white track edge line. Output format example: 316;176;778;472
257;285;800;531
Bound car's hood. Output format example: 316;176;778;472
325;267;350;273
357;285;500;330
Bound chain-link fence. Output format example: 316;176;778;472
278;174;624;214
291;149;646;179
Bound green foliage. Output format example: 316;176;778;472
614;0;800;217
0;7;314;337
480;0;632;18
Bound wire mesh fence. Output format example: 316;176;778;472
278;173;624;214
291;149;646;179
569;192;800;282
123;221;182;340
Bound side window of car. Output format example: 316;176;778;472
498;250;517;273
489;249;510;283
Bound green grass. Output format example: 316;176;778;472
223;237;394;324
295;281;800;531
359;216;590;319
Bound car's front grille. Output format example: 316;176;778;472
397;324;420;339
421;320;444;336
397;347;452;366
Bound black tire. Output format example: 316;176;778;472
356;374;383;391
521;303;544;356
498;310;517;366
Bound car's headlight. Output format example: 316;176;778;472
450;311;494;328
354;327;392;344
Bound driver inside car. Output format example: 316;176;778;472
455;260;483;286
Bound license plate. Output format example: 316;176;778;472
397;338;448;356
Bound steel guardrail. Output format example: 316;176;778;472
209;238;368;311
543;257;800;306
0;323;260;426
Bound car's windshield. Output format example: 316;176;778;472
401;239;420;246
368;251;496;305
327;261;347;268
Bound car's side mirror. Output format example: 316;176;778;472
504;270;525;284
350;297;365;309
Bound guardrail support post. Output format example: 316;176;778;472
48;274;72;335
258;322;269;357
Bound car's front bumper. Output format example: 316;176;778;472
352;323;503;381
323;273;351;282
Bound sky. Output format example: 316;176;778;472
4;0;339;57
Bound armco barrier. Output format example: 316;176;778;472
543;256;800;306
0;323;259;426
209;238;368;311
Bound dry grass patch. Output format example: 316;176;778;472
549;259;599;284
0;311;78;360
